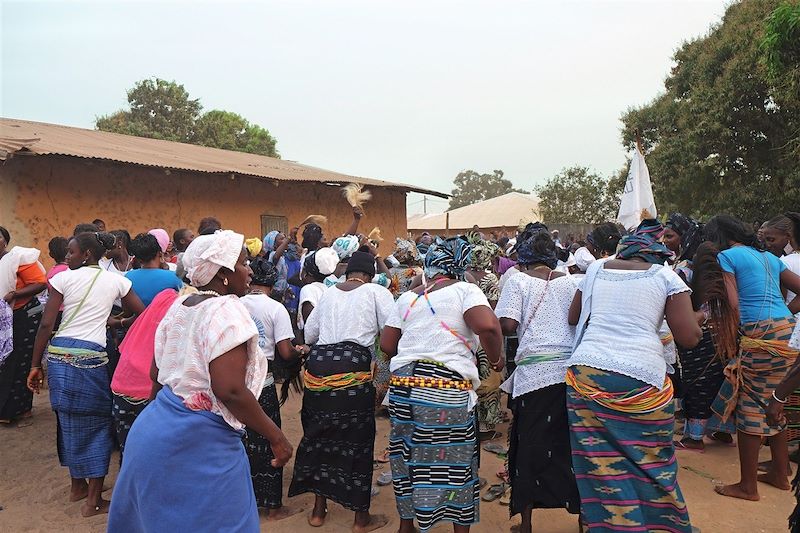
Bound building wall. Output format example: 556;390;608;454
0;155;408;267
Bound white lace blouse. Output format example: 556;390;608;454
495;273;579;398
386;282;491;409
567;265;690;389
303;283;394;347
155;295;266;430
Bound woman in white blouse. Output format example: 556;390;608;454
381;237;503;533
107;231;292;533
28;231;143;518
566;220;702;533
288;251;393;533
495;224;580;533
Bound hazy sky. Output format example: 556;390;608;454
2;0;730;214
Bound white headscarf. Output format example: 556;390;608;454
181;230;244;287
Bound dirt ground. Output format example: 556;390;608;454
0;391;794;533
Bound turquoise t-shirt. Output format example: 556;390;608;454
718;246;789;324
125;268;182;307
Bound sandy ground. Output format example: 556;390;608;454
0;391;794;533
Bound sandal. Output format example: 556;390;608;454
478;477;488;489
376;471;393;486
708;431;736;447
479;430;503;442
499;490;511;506
481;483;508;502
674;440;704;453
483;442;508;455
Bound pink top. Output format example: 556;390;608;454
47;263;68;282
47;264;69;310
111;289;178;399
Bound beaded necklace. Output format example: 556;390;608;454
402;276;473;351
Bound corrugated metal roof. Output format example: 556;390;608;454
407;192;540;230
0;118;447;198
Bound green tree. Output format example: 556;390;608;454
96;78;279;157
193;110;278;157
620;0;800;222
448;169;526;210
535;166;619;224
761;1;800;158
97;78;201;142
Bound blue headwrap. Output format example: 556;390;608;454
423;237;472;280
617;219;674;264
263;230;279;253
515;222;558;269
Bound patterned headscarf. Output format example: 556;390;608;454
666;213;703;261
263;230;280;253
250;256;278;287
393;238;420;264
665;213;692;236
332;235;360;261
515;222;558;268
423;236;473;280
466;232;501;270
302;224;323;251
616;219;674;265
181;230;244;287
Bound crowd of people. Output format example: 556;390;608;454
2;206;800;533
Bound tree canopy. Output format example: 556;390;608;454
535;165;624;224
96;78;279;157
620;0;800;222
448;169;527;210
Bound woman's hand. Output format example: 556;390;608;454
353;206;364;220
490;358;505;372
269;433;294;468
695;310;707;327
767;398;785;427
294;344;311;356
3;290;15;303
27;367;44;394
289;227;299;243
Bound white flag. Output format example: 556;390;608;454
617;148;656;230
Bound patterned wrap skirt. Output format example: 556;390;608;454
711;316;799;437
288;341;376;512
567;365;691;533
509;383;579;517
112;393;149;459
678;327;726;440
388;361;480;531
47;336;114;479
245;377;284;509
0;301;42;419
